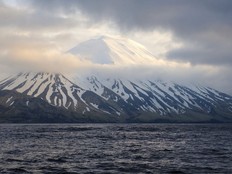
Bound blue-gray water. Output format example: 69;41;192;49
0;124;232;174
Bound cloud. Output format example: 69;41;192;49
0;39;92;74
27;0;232;66
0;1;88;33
69;59;232;95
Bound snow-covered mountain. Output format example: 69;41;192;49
1;72;232;122
0;35;232;122
0;72;124;117
68;35;158;65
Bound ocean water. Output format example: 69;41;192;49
0;124;232;174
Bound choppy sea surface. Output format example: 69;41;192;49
0;124;232;174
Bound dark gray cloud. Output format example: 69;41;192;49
0;1;81;31
28;0;232;66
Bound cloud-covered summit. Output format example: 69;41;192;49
29;0;232;65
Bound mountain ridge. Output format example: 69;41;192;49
0;72;232;123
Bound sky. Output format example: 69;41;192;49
0;0;232;94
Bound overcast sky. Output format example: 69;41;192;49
0;0;232;94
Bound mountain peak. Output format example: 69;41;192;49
94;34;126;40
68;35;157;65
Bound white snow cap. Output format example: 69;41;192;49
68;35;158;65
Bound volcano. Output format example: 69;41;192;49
0;35;232;123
